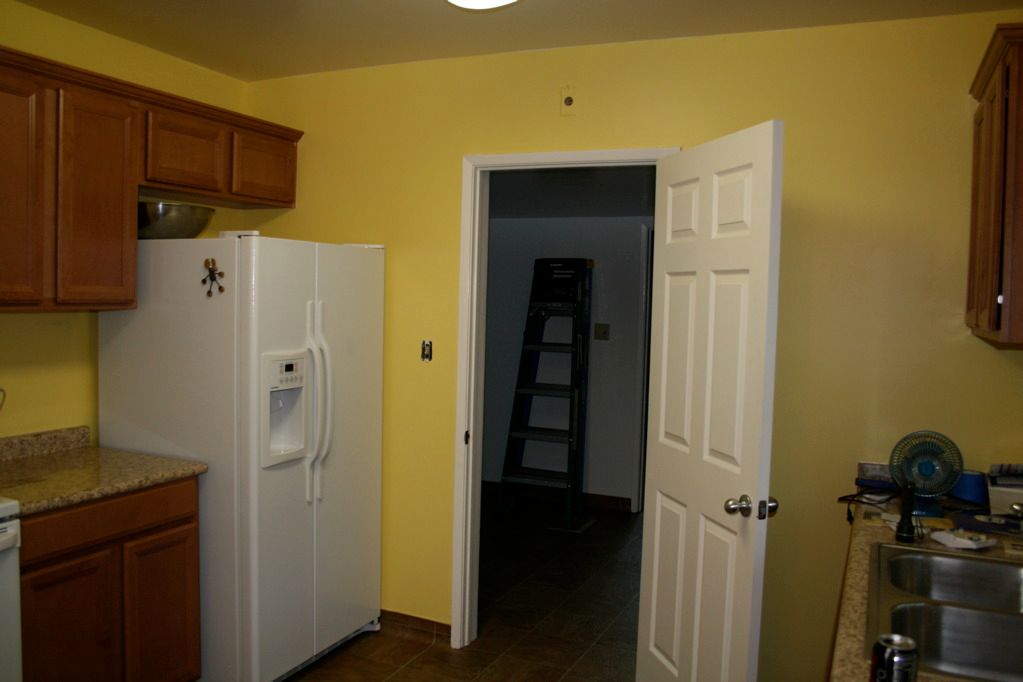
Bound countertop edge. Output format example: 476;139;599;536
17;461;208;516
0;445;208;517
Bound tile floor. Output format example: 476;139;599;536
289;490;642;681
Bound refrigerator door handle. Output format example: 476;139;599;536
305;300;323;504
314;300;335;501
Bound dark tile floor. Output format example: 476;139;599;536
289;490;642;681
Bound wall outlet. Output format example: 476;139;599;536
594;323;610;340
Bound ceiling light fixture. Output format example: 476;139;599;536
447;0;518;10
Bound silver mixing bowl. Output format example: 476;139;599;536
138;201;214;239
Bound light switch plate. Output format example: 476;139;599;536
594;323;610;341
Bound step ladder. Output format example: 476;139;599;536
501;258;592;530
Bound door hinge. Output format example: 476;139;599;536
464;431;470;445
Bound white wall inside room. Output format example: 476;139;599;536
482;216;651;509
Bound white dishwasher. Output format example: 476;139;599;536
0;496;20;681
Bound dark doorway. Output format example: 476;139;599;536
474;165;655;679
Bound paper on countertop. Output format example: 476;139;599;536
931;530;998;550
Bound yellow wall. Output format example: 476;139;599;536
244;12;1023;679
4;2;1023;679
0;0;249;439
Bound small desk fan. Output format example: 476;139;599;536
889;430;963;496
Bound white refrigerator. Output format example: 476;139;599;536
99;236;383;681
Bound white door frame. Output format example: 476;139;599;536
451;147;677;648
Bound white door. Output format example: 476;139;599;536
313;244;384;651
245;238;318;681
636;121;783;681
99;239;242;681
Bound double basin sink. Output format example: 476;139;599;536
867;543;1023;681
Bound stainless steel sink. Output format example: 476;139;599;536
867;543;1023;681
888;550;1023;612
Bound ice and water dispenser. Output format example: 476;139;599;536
260;351;307;468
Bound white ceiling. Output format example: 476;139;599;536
17;0;1023;81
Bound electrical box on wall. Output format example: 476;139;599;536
560;85;576;117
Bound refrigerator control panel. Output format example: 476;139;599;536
261;351;308;468
267;358;305;390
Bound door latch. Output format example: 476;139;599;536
757;497;780;520
724;494;753;517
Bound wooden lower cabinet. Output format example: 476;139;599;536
123;523;200;682
21;547;123;681
20;479;200;682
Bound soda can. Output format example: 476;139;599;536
870;633;918;681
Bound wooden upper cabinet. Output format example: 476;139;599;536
0;65;51;305
0;45;303;312
232;129;297;204
142;110;299;207
146;108;228;192
969;24;1023;346
56;86;141;305
967;59;1006;334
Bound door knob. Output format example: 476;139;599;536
724;494;753;517
758;497;779;520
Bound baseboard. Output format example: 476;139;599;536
582;491;633;512
380;609;451;640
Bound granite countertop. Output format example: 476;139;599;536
830;507;1017;681
0;426;207;516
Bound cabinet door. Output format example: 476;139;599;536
21;547;123;682
968;61;1007;334
123;522;200;682
0;65;51;304
147;108;228;192
56;85;140;305
231;129;297;204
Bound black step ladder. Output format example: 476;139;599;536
501;258;592;530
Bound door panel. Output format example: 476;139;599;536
638;121;782;682
692;516;736;680
246;237;318;681
57;85;140;304
707;270;747;468
21;547;123;681
231;130;297;204
662;273;695;449
0;66;50;304
313;244;384;651
146;108;228;192
123;522;201;682
99;238;241;682
650;491;687;675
